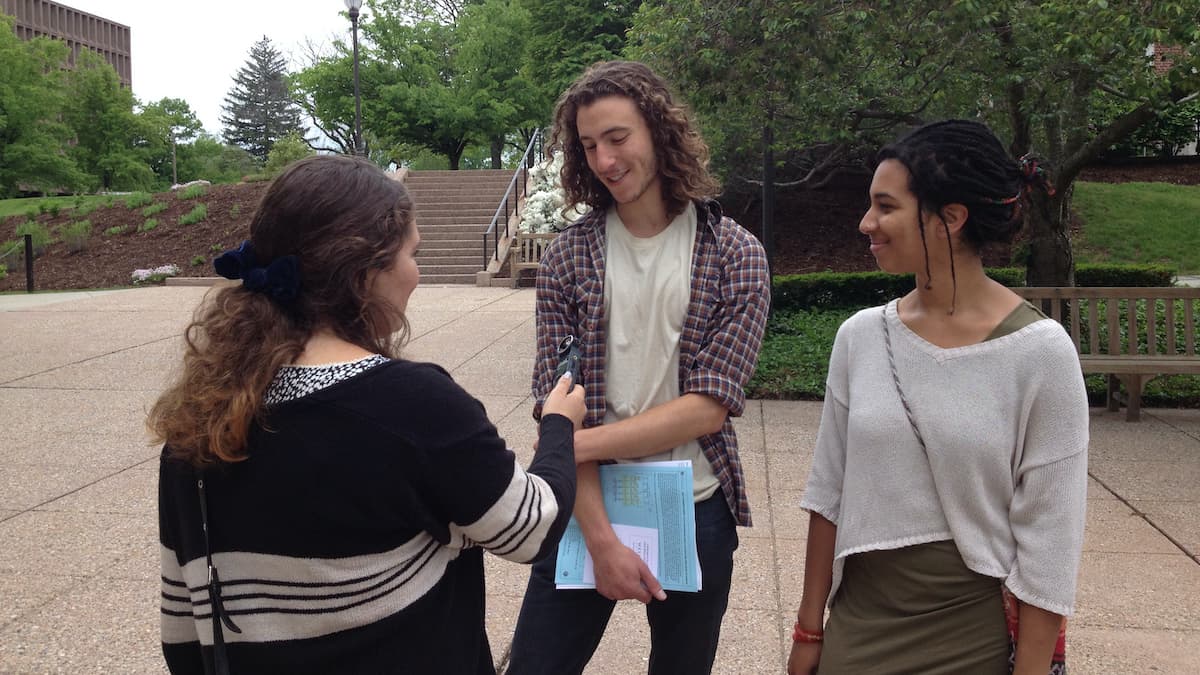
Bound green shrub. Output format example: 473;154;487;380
46;203;60;218
74;202;97;217
178;183;207;200
23;208;39;221
141;202;167;217
0;240;19;267
772;268;1023;312
242;172;273;183
124;192;155;209
1074;263;1175;287
37;201;52;215
772;265;1176;313
210;243;223;253
1066;298;1197;357
140;218;159;232
0;262;6;280
179;203;208;225
14;221;51;257
103;225;126;236
190;254;206;267
1084;373;1200;409
265;131;314;175
230;204;240;218
62;220;91;253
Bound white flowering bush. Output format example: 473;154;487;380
520;154;588;233
131;264;181;285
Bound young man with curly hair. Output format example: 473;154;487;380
506;60;770;675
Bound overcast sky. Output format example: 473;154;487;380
60;0;356;135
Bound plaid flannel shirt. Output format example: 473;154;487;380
531;199;770;527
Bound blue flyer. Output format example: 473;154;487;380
554;460;701;592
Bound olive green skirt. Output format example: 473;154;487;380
818;540;1009;674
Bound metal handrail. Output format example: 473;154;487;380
481;128;544;269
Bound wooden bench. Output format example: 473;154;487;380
1014;287;1200;421
510;232;556;274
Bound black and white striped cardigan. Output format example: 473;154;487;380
158;359;575;674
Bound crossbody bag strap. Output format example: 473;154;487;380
196;473;241;675
881;305;928;452
881;305;957;526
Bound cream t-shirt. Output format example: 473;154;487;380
603;203;719;502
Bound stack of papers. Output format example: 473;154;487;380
554;461;702;592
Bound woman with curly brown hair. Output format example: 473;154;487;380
151;154;584;675
506;61;770;675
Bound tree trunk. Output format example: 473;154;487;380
761;121;776;279
490;136;503;169
1024;185;1075;287
448;151;461;170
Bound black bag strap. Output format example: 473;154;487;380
197;474;241;675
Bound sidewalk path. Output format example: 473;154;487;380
0;286;1197;673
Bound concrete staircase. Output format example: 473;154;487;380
405;169;514;284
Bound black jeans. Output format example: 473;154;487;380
506;493;739;675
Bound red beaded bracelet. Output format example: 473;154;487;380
792;622;824;643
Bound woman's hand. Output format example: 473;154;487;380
786;641;821;675
542;372;585;430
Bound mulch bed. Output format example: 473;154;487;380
1;182;265;292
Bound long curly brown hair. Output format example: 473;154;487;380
148;155;415;466
550;60;720;219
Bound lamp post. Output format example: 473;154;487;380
345;0;364;156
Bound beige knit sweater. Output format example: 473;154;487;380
801;300;1090;616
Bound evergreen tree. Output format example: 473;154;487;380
220;36;305;163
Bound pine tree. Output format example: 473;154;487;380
220;36;305;164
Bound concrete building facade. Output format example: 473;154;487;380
1;0;131;88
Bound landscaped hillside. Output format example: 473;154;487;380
1;161;1196;292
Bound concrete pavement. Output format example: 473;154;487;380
0;285;1198;673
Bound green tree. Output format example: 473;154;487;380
1092;93;1200;158
456;0;540;166
63;49;154;191
176;133;260;184
0;16;86;196
291;45;360;155
264;131;315;175
521;0;639;122
358;0;503;168
293;0;542;168
141;97;204;185
630;0;1200;286
221;36;306;163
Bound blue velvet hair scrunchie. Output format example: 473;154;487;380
213;240;301;302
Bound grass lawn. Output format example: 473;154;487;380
0;195;114;219
1073;181;1200;274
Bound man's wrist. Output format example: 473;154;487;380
573;427;598;463
579;522;620;551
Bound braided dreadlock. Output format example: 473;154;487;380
878;119;1049;312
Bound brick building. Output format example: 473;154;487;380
1;0;130;87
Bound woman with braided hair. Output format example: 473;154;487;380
787;120;1088;675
